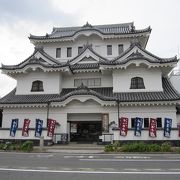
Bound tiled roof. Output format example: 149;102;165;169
0;78;179;105
29;22;151;40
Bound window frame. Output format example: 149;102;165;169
107;45;112;55
78;46;83;54
67;47;72;57
130;77;145;89
74;78;101;87
56;48;61;58
31;80;44;92
118;44;124;55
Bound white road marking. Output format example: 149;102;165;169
88;156;94;159
0;168;180;174
79;159;180;162
114;156;150;159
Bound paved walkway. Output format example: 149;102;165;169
34;143;105;153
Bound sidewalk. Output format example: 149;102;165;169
34;143;105;154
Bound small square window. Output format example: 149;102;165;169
107;45;112;55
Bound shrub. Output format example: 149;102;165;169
121;142;146;152
20;141;34;152
161;142;172;152
104;144;114;152
0;144;4;150
147;144;161;152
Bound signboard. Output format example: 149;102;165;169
10;119;18;137
35;119;43;138
119;117;128;136
149;118;157;138
134;117;143;136
102;114;109;133
22;119;31;137
164;118;172;138
47;119;56;137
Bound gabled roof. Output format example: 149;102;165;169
69;44;108;65
100;42;178;66
29;22;151;41
0;78;179;105
1;47;65;70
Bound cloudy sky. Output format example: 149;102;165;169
0;0;180;97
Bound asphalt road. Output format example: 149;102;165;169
0;152;180;180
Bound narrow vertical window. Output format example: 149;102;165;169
78;46;83;54
107;45;112;55
56;48;61;58
67;47;72;57
31;80;44;92
118;44;124;55
157;118;162;128
131;118;136;128
144;118;149;128
0;109;2;128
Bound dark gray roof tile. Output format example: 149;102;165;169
0;78;179;105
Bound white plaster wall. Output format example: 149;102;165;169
16;71;62;95
62;72;112;88
43;35;131;62
0;100;178;141
113;67;163;92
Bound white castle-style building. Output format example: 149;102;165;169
0;22;180;144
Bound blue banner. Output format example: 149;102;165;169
10;119;18;137
134;117;143;136
35;119;43;137
164;118;172;138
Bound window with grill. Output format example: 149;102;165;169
67;47;72;57
74;78;101;87
56;48;61;58
78;46;83;54
130;77;145;89
31;80;44;92
118;44;124;55
107;45;112;55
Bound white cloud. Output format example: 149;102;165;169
0;0;180;97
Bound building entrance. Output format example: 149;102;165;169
70;121;102;142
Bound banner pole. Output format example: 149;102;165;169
46;101;51;127
117;100;120;126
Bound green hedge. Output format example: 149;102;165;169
104;141;173;153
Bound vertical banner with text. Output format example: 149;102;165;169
47;119;56;137
102;114;109;133
164;118;172;138
35;119;43;138
134;117;143;136
10;119;19;137
119;117;128;136
149;118;157;138
22;119;31;137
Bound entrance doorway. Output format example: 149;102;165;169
70;121;102;142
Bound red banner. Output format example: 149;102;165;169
22;119;31;137
119;117;128;136
149;118;157;138
178;123;180;137
47;119;56;137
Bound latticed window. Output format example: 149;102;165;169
130;77;145;89
31;80;44;92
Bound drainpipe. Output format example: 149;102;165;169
46;101;51;127
117;100;120;126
